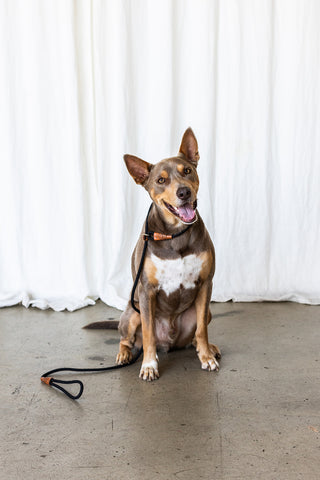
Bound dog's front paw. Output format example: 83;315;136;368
139;359;159;381
198;350;220;371
116;346;133;365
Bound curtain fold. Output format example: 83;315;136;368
0;0;319;311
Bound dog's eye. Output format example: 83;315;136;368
184;167;192;175
157;177;165;184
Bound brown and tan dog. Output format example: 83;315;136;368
116;128;220;381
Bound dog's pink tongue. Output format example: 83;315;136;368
177;204;196;223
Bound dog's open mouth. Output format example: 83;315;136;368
164;201;197;224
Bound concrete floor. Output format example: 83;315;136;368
0;301;320;480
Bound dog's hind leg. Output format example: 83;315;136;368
116;305;141;365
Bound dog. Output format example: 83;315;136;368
115;128;221;381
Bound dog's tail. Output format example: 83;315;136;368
82;320;119;330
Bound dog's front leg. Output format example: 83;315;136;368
195;280;219;371
139;288;159;381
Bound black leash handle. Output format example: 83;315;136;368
41;348;143;400
41;376;84;400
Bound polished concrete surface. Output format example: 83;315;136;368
1;301;320;480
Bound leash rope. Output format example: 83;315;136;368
41;203;193;400
40;352;143;400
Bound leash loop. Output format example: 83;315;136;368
40;377;84;400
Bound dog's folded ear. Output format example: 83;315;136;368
179;127;200;166
124;155;153;185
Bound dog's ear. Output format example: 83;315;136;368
124;155;153;185
179;127;200;166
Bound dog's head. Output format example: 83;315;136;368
124;128;200;225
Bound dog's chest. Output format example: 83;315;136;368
150;253;203;296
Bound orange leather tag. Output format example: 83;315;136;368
153;232;173;241
41;377;52;385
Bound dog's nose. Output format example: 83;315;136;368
176;186;191;200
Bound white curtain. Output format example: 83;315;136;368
0;0;319;311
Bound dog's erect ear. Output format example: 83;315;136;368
179;127;200;166
124;155;153;185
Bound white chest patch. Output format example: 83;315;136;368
151;253;203;296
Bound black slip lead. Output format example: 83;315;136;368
40;203;193;400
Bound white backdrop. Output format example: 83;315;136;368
0;0;319;311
